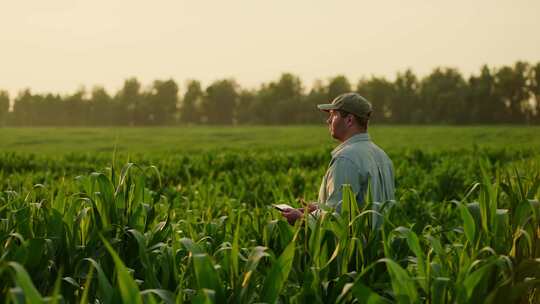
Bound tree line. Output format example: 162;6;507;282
1;61;539;126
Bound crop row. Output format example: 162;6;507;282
0;149;538;303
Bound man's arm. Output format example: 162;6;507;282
324;157;362;213
281;157;360;225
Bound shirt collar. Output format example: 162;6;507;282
331;133;370;157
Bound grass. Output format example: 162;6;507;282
1;125;539;155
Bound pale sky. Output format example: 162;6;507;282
1;0;539;98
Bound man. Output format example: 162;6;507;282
282;92;395;224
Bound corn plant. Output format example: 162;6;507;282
0;149;539;303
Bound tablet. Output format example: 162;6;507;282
272;203;294;211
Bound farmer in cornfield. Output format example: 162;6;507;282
282;92;395;224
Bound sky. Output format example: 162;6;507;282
1;0;539;98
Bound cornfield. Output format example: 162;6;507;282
0;147;539;303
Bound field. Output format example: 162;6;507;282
0;126;539;303
2;125;540;154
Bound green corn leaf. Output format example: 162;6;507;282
192;253;225;303
62;276;80;290
80;266;94;304
131;170;146;213
180;237;204;254
529;199;540;223
485;279;540;304
426;235;446;262
322;242;341;270
403;228;427;292
116;162;137;195
351;281;390;304
192;289;215;304
91;173;115;228
511;228;533;257
140;289;175;304
380;258;418;304
8;262;43;304
240;246;269;304
494;209;509;249
101;236;143;304
129;203;147;232
458;262;494;303
231;214;241;281
47;270;63;304
336;278;390;304
260;235;297;303
308;210;325;267
430;277;450;304
128;229;159;288
83;258;113;303
145;165;162;188
342;184;360;227
459;204;476;244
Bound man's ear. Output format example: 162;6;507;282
346;114;354;127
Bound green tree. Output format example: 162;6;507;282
201;79;238;124
5;61;540;126
530;62;540;124
180;80;203;124
64;88;87;125
327;75;351;100
357;76;395;123
255;73;304;124
13;89;35;126
420;68;467;124
236;89;257;124
150;79;179;125
302;80;327;124
393;69;421;123
89;87;113;125
467;65;502;123
0;91;9;126
39;93;63;126
116;78;143;125
494;62;531;123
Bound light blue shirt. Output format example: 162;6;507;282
318;133;395;214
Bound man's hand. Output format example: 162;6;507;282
281;208;303;225
280;204;319;225
303;203;318;213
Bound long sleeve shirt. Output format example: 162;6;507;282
317;133;395;217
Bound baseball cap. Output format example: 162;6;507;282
317;92;372;118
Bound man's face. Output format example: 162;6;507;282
326;110;347;141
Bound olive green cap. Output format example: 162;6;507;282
317;92;372;118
